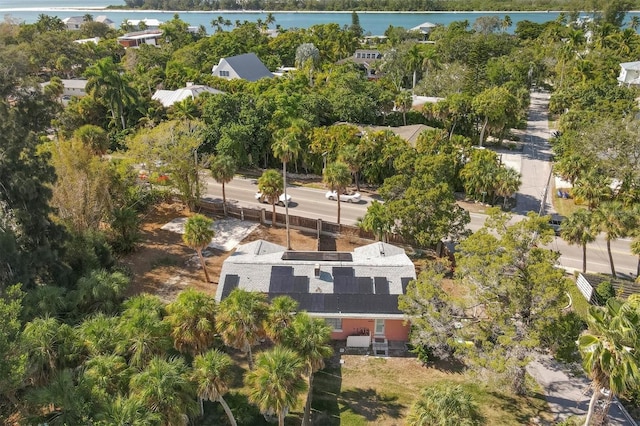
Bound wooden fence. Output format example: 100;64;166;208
196;199;407;244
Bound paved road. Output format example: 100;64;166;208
202;175;638;276
527;355;637;425
514;91;555;216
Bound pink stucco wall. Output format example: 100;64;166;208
330;318;409;341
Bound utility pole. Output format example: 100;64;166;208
539;164;553;217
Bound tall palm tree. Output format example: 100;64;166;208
26;368;91;425
273;123;304;250
494;167;521;209
405;43;424;90
560;209;597;274
216;289;267;370
323;161;352;226
257;169;284;228
210;154;237;216
395;90;413;126
84;57;136;130
407;384;481;426
578;299;640;426
283;313;333;426
191;349;237;425
164;289;217;356
245;346;307;426
594;201;632;278
295;43;320;86
338;146;362;192
182;214;215;283
265;296;299;345
129;356;198;425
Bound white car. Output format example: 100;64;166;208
255;192;292;207
325;190;361;203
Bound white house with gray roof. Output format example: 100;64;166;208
216;240;416;351
211;53;273;82
618;61;640;87
152;83;224;107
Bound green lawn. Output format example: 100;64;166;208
202;351;552;425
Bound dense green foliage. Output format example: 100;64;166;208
3;6;640;422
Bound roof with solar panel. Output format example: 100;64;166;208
215;240;416;318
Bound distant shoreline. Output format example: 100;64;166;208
0;7;577;14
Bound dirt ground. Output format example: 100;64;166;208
120;202;370;302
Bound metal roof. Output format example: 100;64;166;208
151;84;224;107
215;53;273;82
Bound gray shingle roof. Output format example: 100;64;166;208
221;53;273;81
216;240;416;318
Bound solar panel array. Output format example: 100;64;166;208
268;266;309;294
221;274;239;299
281;251;353;262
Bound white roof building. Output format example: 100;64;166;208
618;61;640;87
152;83;224;107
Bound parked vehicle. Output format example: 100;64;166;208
325;190;361;203
255;192;292;207
548;215;564;235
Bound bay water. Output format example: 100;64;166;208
2;0;639;35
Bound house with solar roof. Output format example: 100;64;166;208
216;240;416;353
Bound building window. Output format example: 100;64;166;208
356;53;361;58
325;318;342;331
220;70;230;77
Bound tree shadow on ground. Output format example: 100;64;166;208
311;362;342;426
487;390;544;425
339;387;405;422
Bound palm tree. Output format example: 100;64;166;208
358;200;392;242
77;313;123;356
405;43;424;90
283;313;333;426
579;299;640;426
594;201;633;278
182;214;215;283
191;349;237;425
257;169;284;228
572;168;611;210
164;289;217;356
494;167;521;209
27;368;91;425
95;395;162;425
395;90;413;126
216;289;267;370
84;57;136;130
21;317;77;386
265;296;299;345
118;295;172;368
245;346;308;426
407;384;482;426
210;154;237;216
129;356;198;425
338;146;362;192
83;354;130;398
323;161;352;226
273;122;304;250
560;209;598;274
